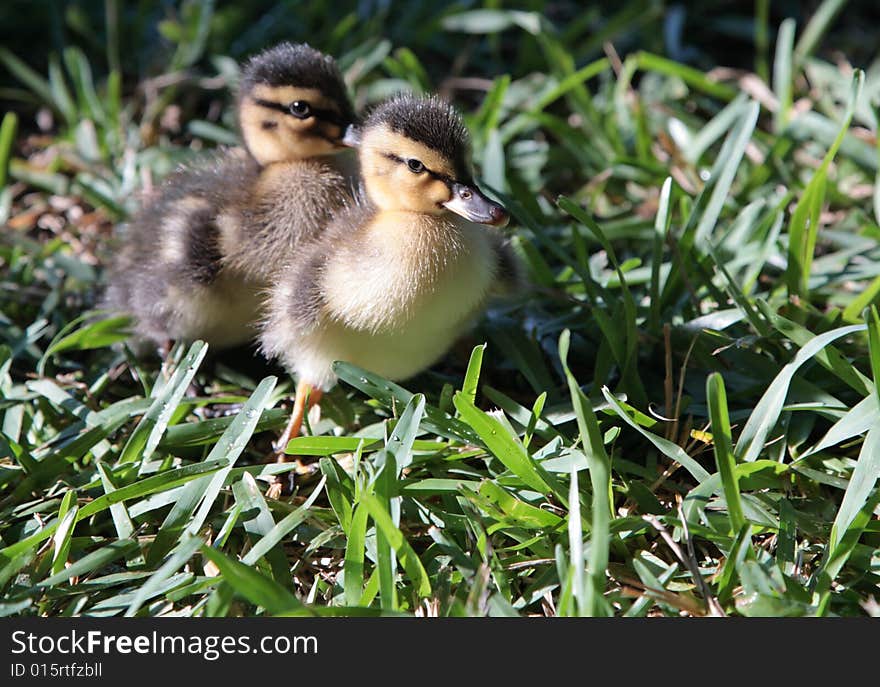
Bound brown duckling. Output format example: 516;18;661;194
105;42;358;351
260;94;520;494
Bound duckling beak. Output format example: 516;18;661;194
442;182;509;227
340;123;361;148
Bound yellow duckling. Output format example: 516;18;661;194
106;43;357;351
260;94;520;494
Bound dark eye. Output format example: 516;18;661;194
407;158;425;173
289;101;311;118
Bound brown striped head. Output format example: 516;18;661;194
357;95;508;226
237;43;358;164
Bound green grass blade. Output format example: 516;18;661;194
116;340;208;465
242;477;326;566
635;51;737;101
625;558;679;617
461;343;486;406
0;111;18;189
773;18;796;133
382;393;426;477
162;408;287;449
0;460;227;560
149;375;277;563
0;47;54;107
38;540;138;587
757;300;873;396
453;392;553;495
231;473;290;586
694;101;760;246
868;306;880;409
842;275;880;323
360;492;432;599
125;535;202;616
558;330;611;616
812;429;880;614
567;466;585;615
321;457;354;532
649;177;673;332
803;395;878;457
735;324;865;462
200;545;308;616
51;496;77;577
47;55;76;127
96;462;135;541
601;388;710;482
706;373;746;533
343;503;369;606
793;0;847;68
786;70;864;298
826;434;880;552
333;361;479;444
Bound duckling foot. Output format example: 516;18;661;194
266;473;293;500
265;380;322;499
158;339;174;381
157;338;173;360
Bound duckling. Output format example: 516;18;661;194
105;42;358;351
260;94;520;495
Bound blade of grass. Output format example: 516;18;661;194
649;177;673;333
601;388;710;482
793;0;847;69
148;375;277;564
786;70;864;299
51;494;77;578
567;466;586;615
0;460;227;559
116;340;207;465
96;462;135;541
461;343;486;406
812;428;880;614
125;535;203;616
453;392;554;495
0;112;17;189
694;101;760;246
735;324;865;462
231;472;288;583
706;373;746;532
343;502;369;607
38;540;138;587
200;545;309;616
559;329;611;616
773;18;796;133
242;477;326;566
360;492;432;599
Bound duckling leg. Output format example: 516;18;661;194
158;338;174;381
266;380;322;499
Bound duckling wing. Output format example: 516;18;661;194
221;159;352;283
105;151;261;346
486;229;526;296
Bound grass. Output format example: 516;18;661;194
1;0;879;618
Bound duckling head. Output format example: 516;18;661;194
237;42;357;165
358;95;509;226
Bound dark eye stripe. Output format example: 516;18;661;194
383;153;454;186
253;98;290;114
253;98;348;127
